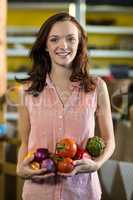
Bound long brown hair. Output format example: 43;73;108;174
16;12;96;97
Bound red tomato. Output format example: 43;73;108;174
56;138;77;158
73;145;85;160
73;145;92;160
57;157;74;173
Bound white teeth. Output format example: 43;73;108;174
56;52;71;56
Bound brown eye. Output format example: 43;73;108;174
50;38;58;42
67;37;76;42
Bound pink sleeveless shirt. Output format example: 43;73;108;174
22;75;102;200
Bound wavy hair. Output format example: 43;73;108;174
16;12;96;96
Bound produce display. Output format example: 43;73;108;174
24;136;105;174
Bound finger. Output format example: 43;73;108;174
27;168;47;176
73;159;86;166
72;165;90;175
74;164;94;173
32;173;55;180
74;158;93;166
72;166;81;174
19;169;45;179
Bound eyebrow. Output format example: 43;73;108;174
49;34;76;38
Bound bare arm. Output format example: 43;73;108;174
16;104;31;173
94;79;115;167
16;88;53;179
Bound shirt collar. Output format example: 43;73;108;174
46;73;81;90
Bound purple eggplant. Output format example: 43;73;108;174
34;148;49;163
41;158;56;173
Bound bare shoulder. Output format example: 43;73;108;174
94;76;110;110
96;76;107;87
92;76;108;94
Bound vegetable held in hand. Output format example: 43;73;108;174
57;157;74;173
24;148;56;173
73;145;84;160
73;145;91;160
34;148;50;163
30;161;40;170
24;151;35;160
86;136;105;157
41;158;56;173
56;138;77;158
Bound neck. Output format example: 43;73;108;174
50;64;72;83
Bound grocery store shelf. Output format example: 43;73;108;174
8;2;68;9
5;112;19;121
7;26;38;35
8;72;29;80
89;50;133;58
91;68;110;76
7;48;29;56
8;36;35;44
8;3;133;13
87;25;133;35
92;67;133;77
86;5;133;13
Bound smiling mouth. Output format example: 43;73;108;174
56;52;71;57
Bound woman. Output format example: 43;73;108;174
16;12;115;200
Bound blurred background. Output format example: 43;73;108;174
0;0;133;199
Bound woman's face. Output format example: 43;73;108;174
46;20;79;68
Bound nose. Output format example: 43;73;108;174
59;39;68;49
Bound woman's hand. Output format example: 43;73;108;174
30;172;55;182
16;155;48;180
58;158;100;177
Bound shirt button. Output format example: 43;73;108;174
59;115;63;119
